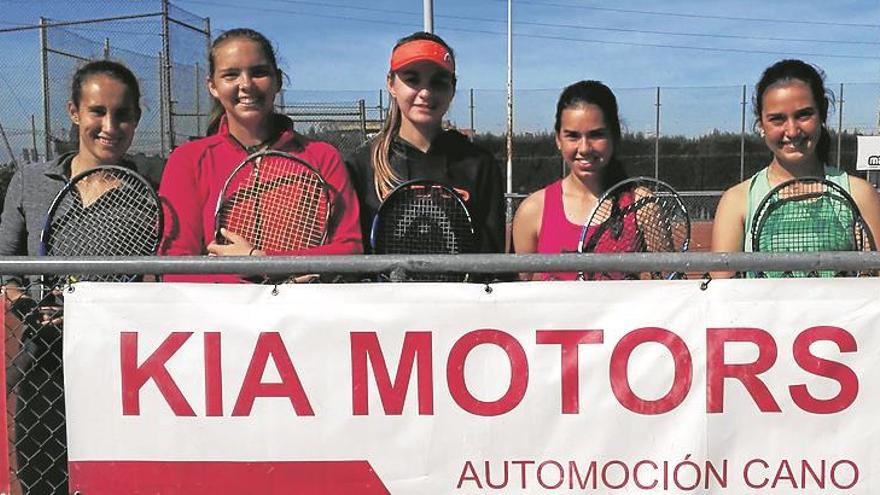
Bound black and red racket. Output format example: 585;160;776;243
370;179;475;281
577;177;690;280
214;150;332;253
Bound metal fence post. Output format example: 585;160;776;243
161;0;174;152
30;115;39;162
103;37;110;59
0;120;16;165
469;88;475;133
158;51;166;157
837;82;844;169
278;87;285;114
358;99;367;141
740;84;746;181
205;15;212;130
378;89;384;121
205;16;212;133
654;86;660;179
39;17;52;160
195;63;201;136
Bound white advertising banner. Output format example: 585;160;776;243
64;279;879;494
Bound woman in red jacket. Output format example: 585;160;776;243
159;28;361;282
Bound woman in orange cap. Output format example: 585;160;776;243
346;31;504;255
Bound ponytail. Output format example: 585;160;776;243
371;97;403;199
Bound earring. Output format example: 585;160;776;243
758;128;765;138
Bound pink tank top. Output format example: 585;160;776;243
535;180;640;281
536;180;585;281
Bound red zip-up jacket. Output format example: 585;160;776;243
159;115;362;283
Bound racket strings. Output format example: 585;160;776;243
378;188;473;255
854;218;875;252
580;181;690;280
640;195;690;252
218;154;330;252
583;196;642;254
45;169;161;282
753;181;868;278
584;193;689;254
374;185;475;282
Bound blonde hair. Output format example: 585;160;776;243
371;97;402;199
371;31;455;200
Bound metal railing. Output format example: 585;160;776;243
1;252;878;493
3;252;880;277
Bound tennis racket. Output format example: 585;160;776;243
214;150;332;254
751;176;874;278
371;179;476;281
577;177;690;280
40;165;163;284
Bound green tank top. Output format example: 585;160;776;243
743;166;851;278
744;166;850;252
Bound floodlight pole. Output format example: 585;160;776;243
505;0;514;251
506;0;513;197
424;0;433;33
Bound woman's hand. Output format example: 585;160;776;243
208;228;319;282
207;228;264;257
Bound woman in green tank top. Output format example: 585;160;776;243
711;59;880;277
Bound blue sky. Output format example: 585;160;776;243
1;0;880;136
173;0;880;88
147;0;880;134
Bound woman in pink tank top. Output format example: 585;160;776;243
511;80;629;280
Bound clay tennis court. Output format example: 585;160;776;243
690;221;714;252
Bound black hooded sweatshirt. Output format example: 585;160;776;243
345;130;505;254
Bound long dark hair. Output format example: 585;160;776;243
754;59;833;165
371;31;456;199
206;28;282;136
555;80;627;191
71;59;141;118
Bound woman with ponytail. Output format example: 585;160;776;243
158;28;362;282
712;59;880;272
346;32;504;254
511;80;629;281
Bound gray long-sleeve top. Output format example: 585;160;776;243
0;153;73;256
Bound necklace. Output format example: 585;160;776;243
243;139;271;155
233;121;280;154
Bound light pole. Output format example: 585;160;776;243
424;0;433;33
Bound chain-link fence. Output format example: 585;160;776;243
278;89;387;158
4;278;65;494
0;1;209;190
266;84;880;205
2;2;880;220
446;84;880;196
